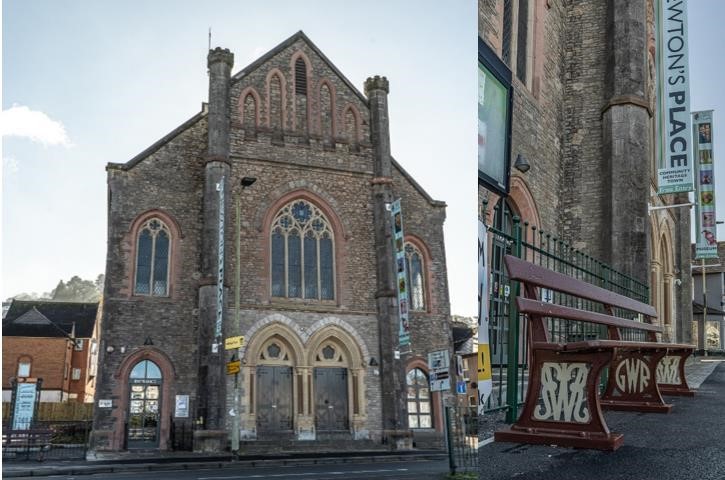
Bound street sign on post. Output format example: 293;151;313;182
428;350;451;392
226;360;241;375
225;336;244;350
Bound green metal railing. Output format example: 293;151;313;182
482;204;650;423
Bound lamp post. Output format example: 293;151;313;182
231;176;256;454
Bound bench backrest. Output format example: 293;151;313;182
504;255;660;343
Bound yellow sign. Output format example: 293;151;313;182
226;360;241;375
225;336;244;350
478;344;492;381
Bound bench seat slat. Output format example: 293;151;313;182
516;297;662;333
505;255;657;317
532;340;693;353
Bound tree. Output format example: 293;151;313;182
7;274;103;303
50;276;101;302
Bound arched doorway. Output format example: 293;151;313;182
127;360;162;449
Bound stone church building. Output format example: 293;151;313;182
91;32;452;452
479;0;692;345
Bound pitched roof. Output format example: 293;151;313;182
231;30;368;105
2;301;98;338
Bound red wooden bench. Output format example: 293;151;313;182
494;255;695;450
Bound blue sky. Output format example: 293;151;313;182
2;1;724;316
1;0;478;313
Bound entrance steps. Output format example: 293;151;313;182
238;436;383;454
238;432;446;454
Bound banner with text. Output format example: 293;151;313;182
656;0;694;194
391;199;410;347
478;220;492;414
693;110;718;259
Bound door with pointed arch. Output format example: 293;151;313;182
256;340;294;434
126;360;162;449
313;341;349;431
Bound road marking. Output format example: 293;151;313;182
479;436;495;449
198;468;409;479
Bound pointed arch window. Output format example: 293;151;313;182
405;243;426;311
271;200;335;300
135;219;171;296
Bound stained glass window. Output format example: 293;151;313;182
135;219;171;296
406;368;432;429
270;200;335;300
405;243;426;310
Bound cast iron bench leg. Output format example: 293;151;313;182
600;348;672;412
495;348;624;451
657;351;696;396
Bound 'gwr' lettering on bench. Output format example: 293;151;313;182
656;356;681;385
615;358;651;394
535;362;590;423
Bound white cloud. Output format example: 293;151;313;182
0;105;73;147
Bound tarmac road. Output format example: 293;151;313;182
479;361;725;480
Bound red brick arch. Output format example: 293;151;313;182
238;86;261;128
483;175;541;230
265;68;288;130
289;51;313;132
404;356;443;432
124;209;182;299
259;189;348;306
404;234;435;313
109;347;177;451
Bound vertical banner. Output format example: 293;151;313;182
391;199;410;347
215;177;225;345
693;110;718;259
478;220;492;414
656;0;694;194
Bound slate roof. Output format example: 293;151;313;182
452;324;476;354
2;301;98;339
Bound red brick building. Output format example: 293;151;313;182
2;301;100;403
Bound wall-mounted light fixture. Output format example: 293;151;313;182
514;154;531;173
241;177;257;188
106;345;115;353
369;357;379;367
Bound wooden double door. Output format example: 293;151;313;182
256;366;349;433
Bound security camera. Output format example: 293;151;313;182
674;278;682;286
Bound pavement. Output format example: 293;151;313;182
2;447;448;478
479;357;725;480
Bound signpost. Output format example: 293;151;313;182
226;360;241;375
225;336;244;350
428;350;451;392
